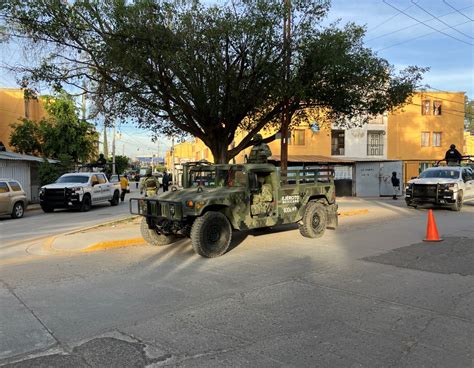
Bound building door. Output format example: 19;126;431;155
379;161;403;196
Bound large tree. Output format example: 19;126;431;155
3;0;425;163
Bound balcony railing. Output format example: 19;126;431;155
367;144;384;156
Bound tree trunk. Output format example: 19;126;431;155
209;138;229;164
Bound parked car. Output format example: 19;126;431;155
39;172;121;212
0;179;28;219
405;165;474;211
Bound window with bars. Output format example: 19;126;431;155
331;130;345;155
421;100;430;115
421;132;430;147
433;101;442;115
367;131;384;156
432;132;442;147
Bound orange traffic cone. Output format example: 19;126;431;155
423;209;442;242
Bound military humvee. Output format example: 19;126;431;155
130;161;338;258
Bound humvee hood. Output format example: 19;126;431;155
155;187;245;202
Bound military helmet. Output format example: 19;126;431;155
254;133;263;142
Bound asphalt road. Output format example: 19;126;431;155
1;201;473;367
0;185;144;246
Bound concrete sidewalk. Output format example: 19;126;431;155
46;197;412;253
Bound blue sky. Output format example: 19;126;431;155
1;0;473;158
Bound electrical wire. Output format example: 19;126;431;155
443;0;473;21
376;19;471;51
367;3;415;34
382;0;473;46
366;5;473;42
411;0;473;40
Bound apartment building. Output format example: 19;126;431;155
387;91;465;182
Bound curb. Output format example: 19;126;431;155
82;238;146;252
338;209;369;217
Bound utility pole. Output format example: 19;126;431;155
112;122;116;175
280;0;291;173
103;124;109;158
171;136;175;185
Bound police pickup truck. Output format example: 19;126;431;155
39;172;121;212
405;161;474;211
131;161;338;258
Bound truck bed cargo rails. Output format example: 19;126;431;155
280;168;334;185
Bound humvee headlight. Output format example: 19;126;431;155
186;200;194;208
195;201;206;210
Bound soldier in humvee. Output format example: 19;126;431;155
248;134;272;163
251;176;273;215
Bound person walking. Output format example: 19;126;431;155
162;171;170;192
119;174;129;202
140;168;158;197
391;172;400;200
445;144;462;166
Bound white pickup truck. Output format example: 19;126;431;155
405;165;474;211
39;172;121;212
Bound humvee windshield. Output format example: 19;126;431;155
188;168;247;188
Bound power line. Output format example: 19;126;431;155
443;0;473;21
376;19;471;51
366;5;473;42
382;0;474;46
411;0;473;40
367;3;415;34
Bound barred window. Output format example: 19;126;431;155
432;132;442;147
433;101;442;116
421;100;430;115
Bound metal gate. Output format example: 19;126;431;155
379;161;403;196
355;162;380;197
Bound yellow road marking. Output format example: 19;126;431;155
81;238;146;252
338;209;369;217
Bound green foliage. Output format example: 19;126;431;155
465;97;474;132
4;0;425;163
38;154;74;186
112;155;130;175
9;118;42;155
9;92;98;163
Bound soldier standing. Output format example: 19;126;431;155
444;144;462;165
248;134;272;163
140;168;158;197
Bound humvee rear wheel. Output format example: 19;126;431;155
140;217;176;246
191;211;232;258
299;201;327;239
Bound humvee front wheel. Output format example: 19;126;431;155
191;211;232;258
299;201;327;239
140;218;176;246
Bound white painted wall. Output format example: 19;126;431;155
332;114;388;159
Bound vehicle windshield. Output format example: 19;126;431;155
188;168;247;188
109;175;119;182
419;169;460;179
56;175;90;184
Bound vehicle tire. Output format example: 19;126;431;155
41;204;54;213
405;200;416;208
11;202;24;219
451;191;463;212
191;211;232;258
299;201;327;239
109;190;119;206
80;194;92;212
140;217;176;246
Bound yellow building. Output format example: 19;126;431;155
0;88;47;150
464;131;474;157
387;91;465;182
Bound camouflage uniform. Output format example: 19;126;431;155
248;134;272;163
140;170;158;197
251;183;273;215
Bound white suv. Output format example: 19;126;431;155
405;166;474;211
